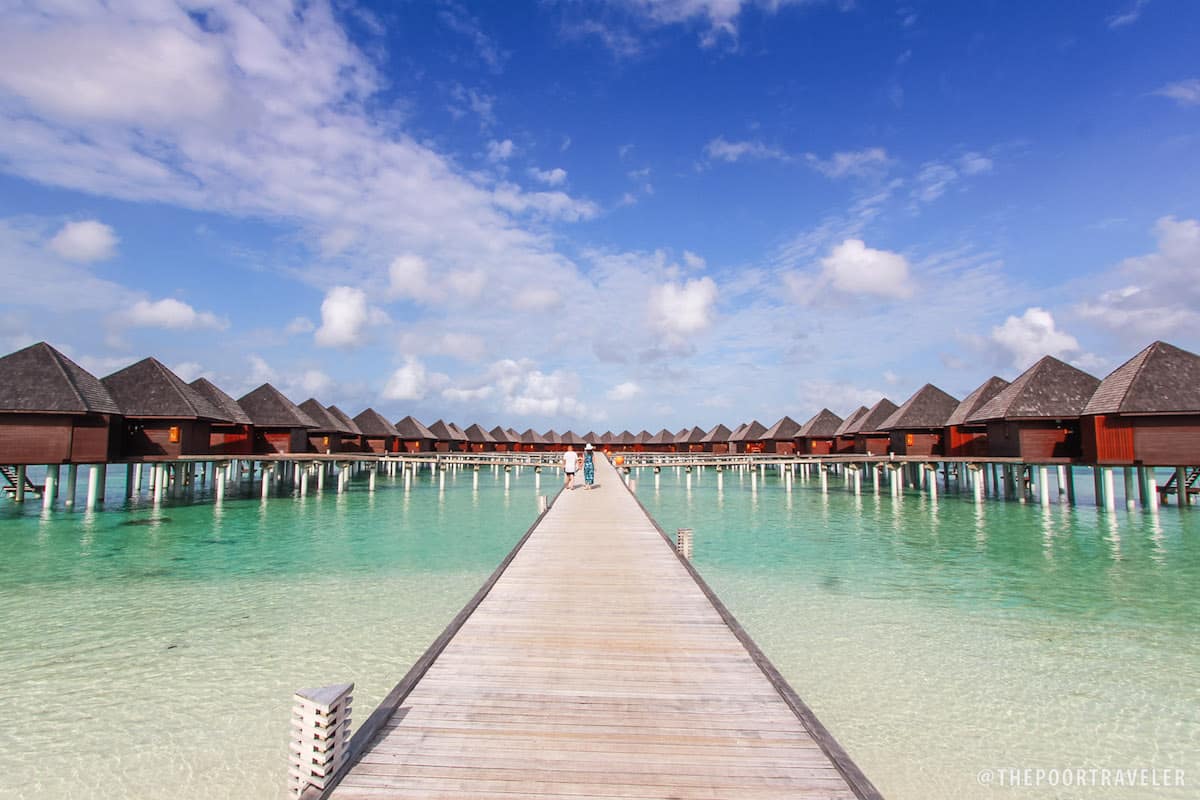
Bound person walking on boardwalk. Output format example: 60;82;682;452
582;443;596;489
562;444;579;490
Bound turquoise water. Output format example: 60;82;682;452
639;465;1200;800
0;464;539;799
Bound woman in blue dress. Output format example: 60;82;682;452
582;443;595;488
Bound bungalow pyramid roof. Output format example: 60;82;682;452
798;409;843;438
562;430;585;445
730;420;767;442
727;422;749;441
488;425;511;443
463;423;496;443
239;384;318;428
543;429;563;445
327;405;363;436
428;419;466;441
395;415;434;439
521;428;548;445
104;358;229;421
238;383;319;429
447;422;469;440
191;378;253;426
0;341;120;415
616;430;636;445
879;384;959;431
600;431;615;444
854;398;900;434
673;427;690;444
1083;341;1200;416
635;430;653;443
685;425;707;443
762;416;801;440
299;398;351;434
647;428;675;445
353;407;400;437
945;377;1009;427
833;406;869;437
968;356;1100;422
583;431;599;444
699;423;732;443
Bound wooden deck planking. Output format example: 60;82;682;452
327;455;876;800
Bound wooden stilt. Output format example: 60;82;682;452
125;464;135;498
1176;466;1189;508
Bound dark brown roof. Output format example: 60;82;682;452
968;356;1100;422
730;420;767;442
239;384;318;428
103;358;229;421
762;416;801;440
879;384;959;431
489;425;512;443
646;428;675;445
635;430;653;443
833;406;869;437
395;415;434;439
681;426;707;444
673;427;690;444
945;377;1009;427
854;398;900;434
600;431;615;444
191;378;253;425
1083;341;1200;416
616;430;636;445
353;408;400;437
298;399;353;434
327;405;364;436
428;420;467;441
448;422;469;440
727;422;749;441
0;341;120;415
521;428;548;445
543;429;563;445
583;431;600;444
562;430;585;445
506;428;521;442
699;423;732;443
463;423;496;443
798;409;843;438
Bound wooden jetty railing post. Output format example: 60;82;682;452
288;683;353;798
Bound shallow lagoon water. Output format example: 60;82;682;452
2;461;1198;799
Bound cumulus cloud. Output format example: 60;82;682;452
805;147;890;178
122;298;228;330
314;286;386;348
990;307;1080;370
486;138;514;162
819;239;913;299
47;219;118;262
607;381;642;401
682;250;706;270
614;0;829;48
383;356;433;401
492;183;599;222
172;361;207;382
704;137;789;163
1154;78;1200;107
529;166;567;186
648;277;719;344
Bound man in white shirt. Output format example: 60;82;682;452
562;445;579;490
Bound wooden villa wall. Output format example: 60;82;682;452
1080;415;1133;464
945;425;988;458
121;420;211;460
306;432;344;455
834;436;856;454
801;438;835;456
985;420;1079;460
853;433;891;456
705;443;729;454
1082;414;1200;465
761;441;794;455
209;424;253;456
256;428;310;454
888;430;944;457
361;436;394;454
434;441;451;453
0;413;120;464
400;439;427;453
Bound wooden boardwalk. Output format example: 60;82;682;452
324;455;880;800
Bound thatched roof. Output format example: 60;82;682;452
699;423;732;443
673;427;690;443
968;356;1100;422
543;429;563;445
463;423;496;443
488;426;512;443
506;427;521;442
727;422;748;441
833;406;869;437
239;384;318;428
521;428;548;445
353;407;400;437
616;430;636;446
798;409;843;438
326;405;363;435
298;398;353;434
428;420;467;441
945;377;1009;427
879;384;959;431
730;420;767;442
635;430;653;444
104;358;229;421
854;398;900;434
1084;341;1200;416
646;428;675;445
600;431;615;444
0;342;119;415
762;416;801;440
562;430;585;445
582;431;599;444
395;415;434;439
448;422;469;440
191;378;253;425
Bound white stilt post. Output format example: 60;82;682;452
369;463;377;492
1175;466;1188;508
1056;465;1067;495
65;464;78;508
43;465;59;510
971;464;984;504
819;465;828;494
927;465;938;502
14;464;26;503
216;464;226;503
86;465;101;510
1123;467;1135;511
299;465;309;497
262;464;273;500
1147;472;1159;511
1039;466;1050;507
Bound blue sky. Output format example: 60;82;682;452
1;0;1198;432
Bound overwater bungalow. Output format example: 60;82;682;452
488;426;513;452
943;376;1009;457
520;428;548;452
599;431;616;451
879;384;959;456
562;431;586;449
678;425;708;453
395;415;435;452
632;430;652;452
615;430;637;451
328;405;364;451
352;408;400;454
833;406;869;453
644;428;676;453
850;399;899;455
700;423;733;454
795;409;843;455
730;420;767;454
463;423;496;453
428;420;466;453
190;378;255;456
543;430;564;452
238;384;319;454
1080;341;1200;465
0;341;122;465
967;356;1100;460
760;416;801;454
298;399;355;454
582;431;600;446
102;358;229;460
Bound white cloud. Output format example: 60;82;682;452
682;250;706;270
958;152;993;175
486;139;514;162
314;286;386;348
383;356;432;401
704;137;789;163
607;381;642;401
912;161;959;203
492;183;599;222
529;166;567;186
388;255;438;302
615;0;827;48
1154;78;1200;107
123;298;228;330
47;219;118;262
805;147;889;178
442;385;494;403
990;307;1080;370
648;277;719;343
285;316;315;335
1107;0;1150;29
819;239;913;299
172;361;207;382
